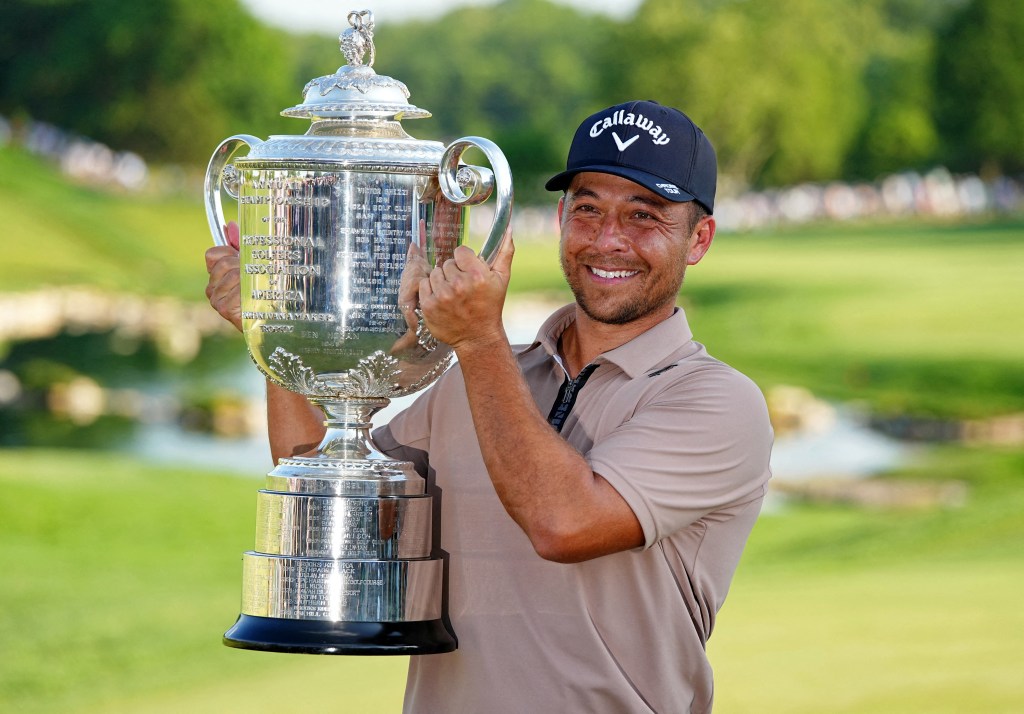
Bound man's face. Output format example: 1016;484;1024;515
558;172;714;326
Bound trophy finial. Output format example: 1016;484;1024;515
340;10;375;67
283;8;430;121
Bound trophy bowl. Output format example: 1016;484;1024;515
203;9;512;655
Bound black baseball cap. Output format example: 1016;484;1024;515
545;100;717;213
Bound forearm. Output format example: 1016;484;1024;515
416;238;642;560
266;379;325;464
455;336;643;562
204;242;323;463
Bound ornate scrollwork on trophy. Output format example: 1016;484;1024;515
279;8;429;122
299;9;411;100
414;309;439;351
407;352;455;392
321;350;401;398
303;71;411;100
245;139;440;162
220;164;241;198
267;347;336;398
268;347;406;399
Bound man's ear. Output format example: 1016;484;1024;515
557;195;566;224
687;215;716;266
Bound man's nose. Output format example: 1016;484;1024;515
592;215;629;251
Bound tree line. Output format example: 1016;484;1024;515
2;0;1021;202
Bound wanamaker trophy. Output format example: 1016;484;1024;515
203;9;512;654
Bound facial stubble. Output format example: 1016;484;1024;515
560;249;689;326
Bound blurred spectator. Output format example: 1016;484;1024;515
1;113;1020;227
3;114;150;192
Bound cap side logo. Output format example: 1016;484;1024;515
612;132;639;152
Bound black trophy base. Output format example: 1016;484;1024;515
223;614;457;655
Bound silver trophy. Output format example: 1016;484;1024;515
204;9;512;654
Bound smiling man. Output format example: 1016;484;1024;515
205;100;773;713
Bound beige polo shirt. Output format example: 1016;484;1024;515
375;305;773;714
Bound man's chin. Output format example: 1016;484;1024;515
575;296;648;326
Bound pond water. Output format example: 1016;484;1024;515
769;406;912;481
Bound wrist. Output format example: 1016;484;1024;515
451;329;510;361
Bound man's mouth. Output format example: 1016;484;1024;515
589;266;639;280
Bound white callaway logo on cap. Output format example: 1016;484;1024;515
590;108;671;146
612;132;639;152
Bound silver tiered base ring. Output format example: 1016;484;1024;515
223;557;455;654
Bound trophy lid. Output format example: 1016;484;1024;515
281;9;430;122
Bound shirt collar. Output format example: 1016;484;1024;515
526;304;695;379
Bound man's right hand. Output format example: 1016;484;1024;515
205;222;242;332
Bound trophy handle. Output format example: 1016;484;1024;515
438;137;513;264
204;134;262;246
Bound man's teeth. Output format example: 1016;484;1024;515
590;267;637;279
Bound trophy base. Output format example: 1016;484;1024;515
223;614;457;655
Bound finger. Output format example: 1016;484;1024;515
225;221;241;250
440;257;462;280
452;244;485;273
206;251;240;284
491;233;516;277
407;240;426;259
205;245;237;273
417;275;434;303
212;271;239;296
428;264;449;293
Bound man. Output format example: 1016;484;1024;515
206;100;772;713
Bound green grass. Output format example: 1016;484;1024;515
711;561;1024;713
0;449;406;714
749;444;1024;567
1;446;1021;713
685;221;1024;418
709;443;1024;712
0;148;209;300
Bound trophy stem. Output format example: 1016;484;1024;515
265;396;424;495
311;397;391;461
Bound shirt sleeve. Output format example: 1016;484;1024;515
586;366;773;548
372;385;435;476
371;363;466;474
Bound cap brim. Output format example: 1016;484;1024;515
544;165;697;204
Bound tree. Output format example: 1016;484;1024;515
0;0;298;163
620;0;874;189
372;0;618;202
843;0;956;179
934;0;1024;175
